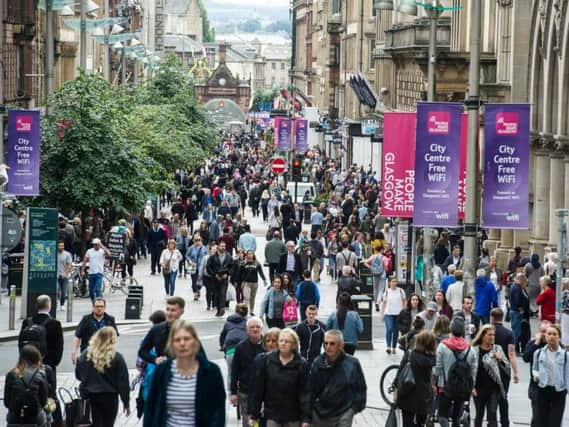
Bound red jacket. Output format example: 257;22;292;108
536;287;556;323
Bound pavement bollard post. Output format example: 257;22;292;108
67;279;73;323
8;285;16;330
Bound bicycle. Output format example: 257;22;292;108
379;363;399;406
102;267;138;295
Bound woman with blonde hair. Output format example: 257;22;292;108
144;319;226;426
160;238;184;296
75;326;130;427
251;328;310;427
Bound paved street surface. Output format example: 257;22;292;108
0;208;566;425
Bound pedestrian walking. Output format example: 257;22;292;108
336;266;362;301
220;303;248;393
509;273;531;353
206;240;234;317
4;345;51;427
199;243;217;310
175;226;190;278
147;219;168;275
75;327;130;427
394;331;437;427
398;293;425;336
471;325;511;427
160;239;184;296
531;324;569;427
309;330;367;426
251;328;311;427
261;275;290;329
81;237;110;301
239;250;268;315
327;293;363;355
295;270;321;321
265;231;287;283
143;320;226;427
187;234;208;301
364;246;387;311
536;275;556;323
381;277;407;354
230;317;264;427
57;241;72;311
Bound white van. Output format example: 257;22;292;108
286;181;316;204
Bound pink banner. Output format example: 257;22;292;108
381;112;416;218
381;113;468;219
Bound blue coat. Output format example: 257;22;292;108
143;354;226;427
326;311;363;346
474;276;498;318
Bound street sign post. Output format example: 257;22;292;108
271;157;287;175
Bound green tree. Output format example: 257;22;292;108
239;18;262;33
38;73;155;218
264;20;291;34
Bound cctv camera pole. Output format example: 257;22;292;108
80;0;87;70
463;0;482;297
422;0;441;302
0;0;4;299
103;0;110;81
46;0;55;114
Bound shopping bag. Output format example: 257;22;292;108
226;284;236;302
58;387;91;427
282;299;299;323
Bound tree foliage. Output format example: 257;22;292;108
37;59;218;216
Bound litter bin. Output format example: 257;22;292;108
351;294;373;350
358;266;374;300
8;253;24;296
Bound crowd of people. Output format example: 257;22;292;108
3;133;569;427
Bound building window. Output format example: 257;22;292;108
16;45;24;97
331;0;340;14
369;39;376;70
272;62;276;70
271;77;276;87
281;62;286;71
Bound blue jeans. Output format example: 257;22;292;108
163;271;178;296
510;310;522;352
88;273;103;302
191;272;200;293
385;314;399;349
57;277;68;306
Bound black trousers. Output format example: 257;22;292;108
150;248;160;273
214;278;228;313
268;263;280;283
498;392;510;427
267;318;285;328
536;385;566;427
204;276;216;309
344;343;356;355
474;389;499;427
402;410;426;427
90;392;119;427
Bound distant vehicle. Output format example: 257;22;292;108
287;181;316;205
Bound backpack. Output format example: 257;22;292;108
370;255;385;276
444;347;473;401
396;355;416;398
19;317;49;358
11;369;41;422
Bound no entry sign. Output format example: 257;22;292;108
271;157;287;175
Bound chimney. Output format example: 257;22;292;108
219;42;228;64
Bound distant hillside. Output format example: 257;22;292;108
203;0;290;29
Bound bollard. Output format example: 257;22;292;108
8;285;16;330
67;279;73;323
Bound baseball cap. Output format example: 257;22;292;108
92;238;101;245
427;302;438;312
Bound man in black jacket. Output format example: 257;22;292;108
138;296;185;364
295;305;326;365
19;295;63;373
523;320;550;427
71;298;118;364
206;240;234;317
278;241;303;283
309;330;367;425
147;219;167;274
230;317;264;427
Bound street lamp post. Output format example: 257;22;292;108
46;0;55;113
80;0;87;70
462;0;482;296
103;0;110;81
555;209;568;319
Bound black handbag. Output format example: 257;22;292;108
58;387;91;427
386;404;398;427
396;356;416;398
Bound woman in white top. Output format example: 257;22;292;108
381;276;407;354
160;239;184;296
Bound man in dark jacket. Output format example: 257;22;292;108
295;305;326;365
284;221;301;245
295;270;321;321
147;219;167;274
523;320;550;427
207;240;234;316
71;298;118;363
230;317;264;427
309;232;324;282
19;295;63;373
138;296;185;364
278;241;303;283
309;330;367;425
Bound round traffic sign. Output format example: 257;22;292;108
271;157;287;175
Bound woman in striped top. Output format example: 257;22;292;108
143;319;226;427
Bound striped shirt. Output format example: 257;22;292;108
166;359;197;427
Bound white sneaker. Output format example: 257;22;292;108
59;305;65;312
